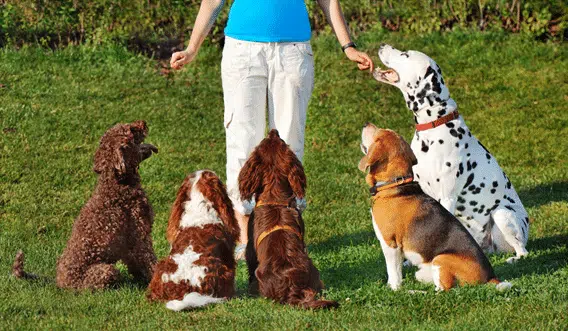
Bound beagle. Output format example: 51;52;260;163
359;123;511;291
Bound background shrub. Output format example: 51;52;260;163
0;0;566;51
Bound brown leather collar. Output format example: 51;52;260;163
370;176;414;197
415;111;459;131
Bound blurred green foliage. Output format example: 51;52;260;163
0;0;566;50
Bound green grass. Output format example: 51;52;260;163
1;31;567;329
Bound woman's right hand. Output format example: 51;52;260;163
170;49;197;70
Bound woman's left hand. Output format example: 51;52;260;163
345;48;374;72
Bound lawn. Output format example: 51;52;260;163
1;31;567;329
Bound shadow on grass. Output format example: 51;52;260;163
308;231;376;253
518;181;568;208
494;234;568;280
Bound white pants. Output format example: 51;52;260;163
221;36;315;215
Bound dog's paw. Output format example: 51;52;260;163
388;282;402;291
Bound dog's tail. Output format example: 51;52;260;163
488;278;512;291
296;289;339;310
12;250;39;280
165;292;226;311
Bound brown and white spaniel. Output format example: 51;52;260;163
239;129;338;309
147;170;239;311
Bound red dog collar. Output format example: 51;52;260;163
415;111;460;132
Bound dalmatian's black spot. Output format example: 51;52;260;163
413;102;418;111
465;143;469;149
430;141;434;145
461;191;467;195
437;67;442;74
416;83;430;101
467;153;471;157
524;217;529;225
425;66;436;78
472;161;477;169
401;52;410;58
440;77;445;85
507;197;516;204
466;161;472;172
438;110;446;117
457;127;466;134
436;178;440;182
414;117;418;124
407;101;411;107
446;162;451;167
495;199;501;204
505;205;516;212
458;134;463;140
468;185;476;191
469;201;478;206
486;153;491;160
439;139;444;144
428;182;430;186
459;163;464;175
449;129;458;137
473;188;481;194
480;182;485;188
490;189;496;194
473;208;478;213
456;171;460;178
455;142;459;148
408;95;415;101
407;83;412;89
458;196;466;203
492;181;498;187
421;141;429;153
506;181;512;189
427;97;434;107
416;173;420;179
457;205;465;212
445;122;455;128
463;173;474;189
426;109;432;116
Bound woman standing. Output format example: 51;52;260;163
171;0;374;258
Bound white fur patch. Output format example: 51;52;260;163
165;292;225;311
432;265;443;291
495;281;512;291
404;251;424;266
161;245;207;286
180;171;223;229
372;211;403;290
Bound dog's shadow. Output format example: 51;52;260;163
494;234;568;279
308;231;388;291
518;181;568;208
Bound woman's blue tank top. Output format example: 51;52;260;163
224;0;311;42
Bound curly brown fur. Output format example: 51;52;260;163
239;129;338;310
55;120;158;290
147;170;239;310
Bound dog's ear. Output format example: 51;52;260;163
202;172;240;242
287;150;306;199
398;136;418;166
166;177;191;243
238;150;264;202
357;140;387;173
93;146;125;175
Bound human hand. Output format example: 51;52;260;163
345;48;374;72
170;49;197;70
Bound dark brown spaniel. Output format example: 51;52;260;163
147;170;239;311
239;129;338;309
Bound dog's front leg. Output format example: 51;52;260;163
372;214;403;290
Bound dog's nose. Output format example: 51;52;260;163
363;122;370;128
379;43;387;51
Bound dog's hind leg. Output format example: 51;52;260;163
82;263;120;289
491;209;529;263
124;237;157;283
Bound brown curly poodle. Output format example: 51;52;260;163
55;120;158;290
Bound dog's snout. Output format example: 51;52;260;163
379;43;386;49
363;122;370;128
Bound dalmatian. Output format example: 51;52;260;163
372;43;528;263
